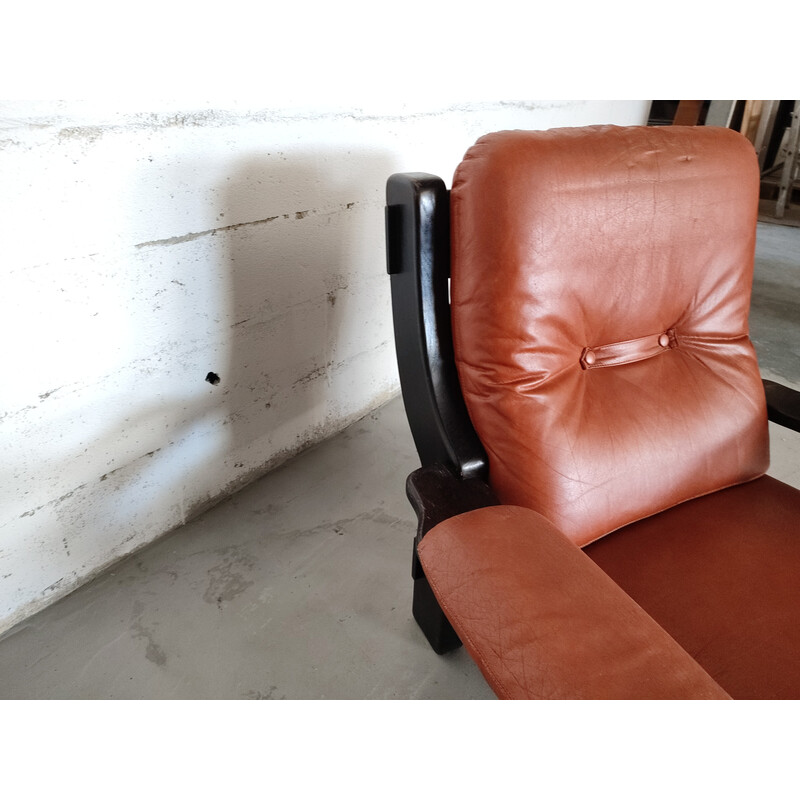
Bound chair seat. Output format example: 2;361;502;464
585;475;800;699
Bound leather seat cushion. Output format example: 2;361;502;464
584;475;800;699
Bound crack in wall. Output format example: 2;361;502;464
99;448;162;482
19;484;88;519
134;201;358;250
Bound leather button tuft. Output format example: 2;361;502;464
584;350;596;365
659;334;670;348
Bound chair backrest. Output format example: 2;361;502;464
450;125;769;546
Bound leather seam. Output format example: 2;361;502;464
580;470;768;548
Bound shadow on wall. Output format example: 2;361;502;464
214;146;398;507
53;145;398;578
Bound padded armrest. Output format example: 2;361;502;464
417;505;731;700
764;379;800;433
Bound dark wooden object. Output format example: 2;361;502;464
764;379;800;433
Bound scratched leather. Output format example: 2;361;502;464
450;126;769;546
418;505;731;699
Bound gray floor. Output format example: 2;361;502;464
0;221;798;700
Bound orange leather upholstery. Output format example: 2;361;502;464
418;504;731;699
451;126;769;546
585;475;800;699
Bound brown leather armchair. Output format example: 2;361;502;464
385;125;800;699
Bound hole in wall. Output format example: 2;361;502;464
205;372;221;386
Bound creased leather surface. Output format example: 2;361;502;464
418;505;731;700
451;126;769;546
586;475;800;700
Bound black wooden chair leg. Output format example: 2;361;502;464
412;572;462;655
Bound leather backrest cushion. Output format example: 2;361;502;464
451;126;769;546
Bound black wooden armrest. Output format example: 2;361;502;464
764;379;800;433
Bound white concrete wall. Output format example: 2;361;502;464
0;99;649;633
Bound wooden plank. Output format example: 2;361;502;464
740;100;763;143
776;102;800;219
754;100;780;170
673;100;704;126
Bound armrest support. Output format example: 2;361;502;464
418;505;731;700
406;463;499;579
764;379;800;433
404;463;499;654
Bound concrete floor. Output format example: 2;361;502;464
0;221;798;700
